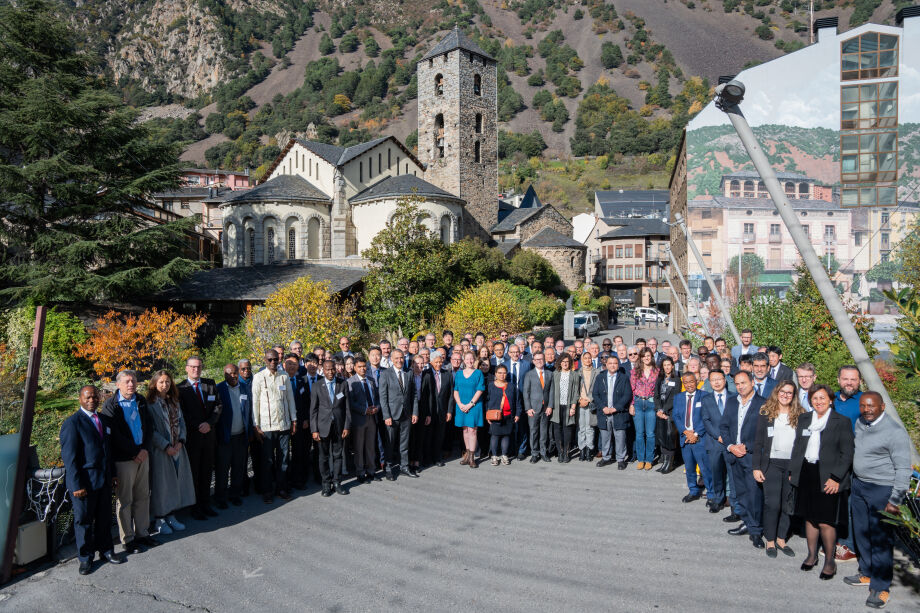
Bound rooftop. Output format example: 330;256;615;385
599;219;671;239
522;227;585;249
223;174;330;204
421;26;496;62
491;205;543;233
595;190;669;218
182;168;250;176
350;174;462;204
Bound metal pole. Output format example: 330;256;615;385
662;267;690;335
2;306;46;585
717;86;917;462
667;249;711;337
675;212;742;344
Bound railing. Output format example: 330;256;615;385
769;233;782;244
742;232;756;243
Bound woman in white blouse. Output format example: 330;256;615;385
752;381;804;558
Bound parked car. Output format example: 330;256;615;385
635;307;667;323
573;312;601;338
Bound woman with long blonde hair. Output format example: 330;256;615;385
752;380;804;557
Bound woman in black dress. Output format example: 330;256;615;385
486;365;519;465
653;357;681;474
788;384;855;580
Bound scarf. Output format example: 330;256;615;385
804;409;831;463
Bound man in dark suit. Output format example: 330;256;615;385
215;363;252;508
751;352;777;399
347;355;380;482
379;349;418;480
506;344;531;460
310;359;351;496
522;352;553;463
284;354;312;490
177;356;222;520
720;370;767;549
61;386;125;574
672;372;713;504
409;354;432;471
700;369;737;514
766;346;793;383
592;355;633;469
424;351;454;467
490;341;509;371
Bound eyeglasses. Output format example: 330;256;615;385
628;352;638;356
778;390;794;396
266;358;278;362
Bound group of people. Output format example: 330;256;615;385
59;328;913;609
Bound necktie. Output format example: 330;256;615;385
538;370;544;388
717;394;724;413
328;381;335;404
397;370;404;391
194;381;204;404
756;383;763;396
91;413;103;439
511;363;517;386
362;378;372;405
685;394;693;430
435;372;441;393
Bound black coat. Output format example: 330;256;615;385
100;394;151;463
310;377;351;438
288;374;311;427
653;374;681;416
788;410;855;490
486;382;519;436
177;378;222;431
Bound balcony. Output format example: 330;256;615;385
646;247;668;262
742;232;756;243
768;232;782;244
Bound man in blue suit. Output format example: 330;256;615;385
751;352;776;399
672;372;713;504
720;370;767;549
700;370;737;514
60;386;124;574
284;354;313;490
592;355;632;469
490;341;510;371
215;363;253;507
506;343;531;459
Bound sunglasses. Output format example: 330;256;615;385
628;352;638;356
266;357;278;362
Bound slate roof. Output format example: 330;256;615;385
338;137;390;165
152;187;213;198
495;239;520;256
349;174;461;204
294;139;346;165
518;185;543;209
689;195;841;211
600;219;670;239
595;190;669;218
156;262;366;302
491;206;542;232
223;174;330;203
522;227;585;249
421;26;496;62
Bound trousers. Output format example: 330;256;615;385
72;485;114;563
762;458;792;542
680;440;712;497
114;458;150;543
187;429;215;508
729;454;763;536
215;432;248;502
353;417;377;476
318;421;345;486
852;477;897;592
577;406;595;450
260;430;290;495
386;416;411;471
528;408;550;459
599;415;627;462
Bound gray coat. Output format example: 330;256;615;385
146;397;196;517
550;370;581;426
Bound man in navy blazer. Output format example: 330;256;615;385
699;370;737;514
720;370;767;549
60;386;124;574
592;355;632;469
672;372;714;504
751;352;777;398
215;364;253;507
506;344;531;459
284;354;312;490
347;355;380;482
490;341;510;371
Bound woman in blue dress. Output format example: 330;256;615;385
453;351;485;468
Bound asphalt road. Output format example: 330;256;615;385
3;457;919;612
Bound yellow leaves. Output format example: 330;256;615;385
688;100;704;115
333;93;352;111
444;282;526;339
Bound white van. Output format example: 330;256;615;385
635;307;667;323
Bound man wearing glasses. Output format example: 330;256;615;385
251;349;297;503
178;356;222;520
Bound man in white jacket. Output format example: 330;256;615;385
252;349;296;503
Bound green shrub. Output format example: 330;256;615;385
444;282;527;338
508;250;561;293
202;322;252;380
5;305;89;391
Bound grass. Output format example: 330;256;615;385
1;389;75;467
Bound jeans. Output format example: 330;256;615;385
260;430;290;495
632;397;656;463
852;477;897;592
490;434;511;457
680;441;712;497
577;406;595;450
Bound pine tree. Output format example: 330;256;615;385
0;0;201;304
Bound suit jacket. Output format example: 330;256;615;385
60;410;111;493
671;390;711;447
700;389;736;455
310;377;351;438
752;376;776;399
788;410;855;490
490;355;510;371
288;373;311;426
346;374;379;428
429;367;454;418
215;380;253;444
378;366;418;421
719;394;766;465
177;378;222;432
522;367;553;416
751;411;789;473
730;344;756;365
770;363;794;383
415;368;437;420
100;393;151;463
506;359;530;403
591;368;632;430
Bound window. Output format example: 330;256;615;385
378;153;382;174
743;180;755;198
615;266;623;280
369;156;373;177
799;183;809;199
435;73;444;96
757;181;766;195
474;140;481;163
881;251;890;262
388;148;391;170
359;161;363;182
267;228;275;263
743;222;754;234
607;266;613;280
288;228;296;260
163;200;174;211
634;265;643;280
248;229;255;265
634;243;643;258
473;74;481;96
615;246;623;258
841;82;897;130
309;158;312;176
440;216;452;244
770;223;781;235
842;185;898;207
841;32;898;81
729;180;740;197
881;232;890;249
435;114;445;158
785;182;795;197
625;266;632;280
625;245;633;258
475;113;482;134
802;224;810;238
396;156;400;173
181;201;190;210
701;209;712;219
854;231;862;246
824;225;835;240
881;212;889;225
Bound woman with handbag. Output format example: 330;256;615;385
653;357;680;474
486;364;519;466
789;384;855;580
752;381;804;558
549;354;581;463
577;352;600;461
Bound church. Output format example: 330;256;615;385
219;28;498;267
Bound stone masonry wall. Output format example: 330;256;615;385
527;246;587;292
519;206;573;243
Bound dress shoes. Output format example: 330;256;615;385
78;559;93;575
215;501;229;510
707;501;721;513
530;456;541;464
750;535;765;549
263;495;274;504
437;460;446;467
596;459;613;467
682;493;702;503
334;482;349;495
356;475;367;484
766;546;777;558
819;565;837;580
801;556;818;571
722;513;742;523
385;472;396;481
321;486;333;497
122;540;141;553
517;454;527;462
661;459;675;474
779;545;795;557
278;490;291;500
202;505;218;517
727;524;749;536
617;461;627;470
406;468;420;478
103;550;125;564
372;472;382;481
137;535;160;548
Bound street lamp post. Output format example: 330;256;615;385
715;80;916;461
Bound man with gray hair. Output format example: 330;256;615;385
178;356;222;519
101;370;157;551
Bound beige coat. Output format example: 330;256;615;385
251;368;296;431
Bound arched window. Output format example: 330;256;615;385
247;228;255;265
288;228;296;260
743;180;754;198
757;181;765;196
729;180;740;197
785;181;795;196
475;113;482;134
473;74;481;96
440;216;451;244
266;228;275;263
798;182;810;199
435;73;444;97
308;218;320;259
474;140;481;163
570;254;576;268
435;114;445;158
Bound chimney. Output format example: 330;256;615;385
813;16;838;44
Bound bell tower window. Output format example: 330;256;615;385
473;74;481;96
435;113;445;158
435;73;444;97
